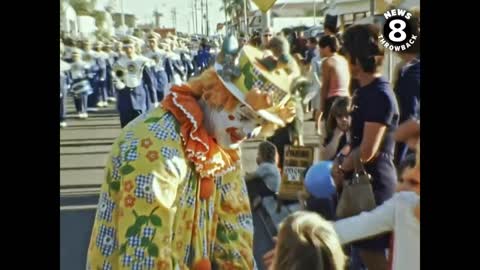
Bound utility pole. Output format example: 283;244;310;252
262;10;271;31
223;0;227;26
206;0;209;36
120;0;125;28
194;0;198;34
171;8;177;29
192;0;196;34
200;0;204;35
243;0;248;35
154;8;162;29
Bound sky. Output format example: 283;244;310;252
99;0;228;34
97;0;319;34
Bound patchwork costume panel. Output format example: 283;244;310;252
87;107;254;270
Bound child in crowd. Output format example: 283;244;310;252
396;153;417;192
300;96;351;219
264;211;346;270
245;141;282;206
321;96;352;160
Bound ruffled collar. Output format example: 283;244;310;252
162;84;240;179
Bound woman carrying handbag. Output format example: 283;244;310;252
332;24;400;270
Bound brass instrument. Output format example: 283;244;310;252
112;63;127;89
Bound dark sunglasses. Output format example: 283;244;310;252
263;34;272;37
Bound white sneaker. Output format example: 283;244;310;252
107;97;116;102
60;122;67;128
102;101;109;107
83;113;89;118
77;113;83;118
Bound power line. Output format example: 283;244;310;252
171;7;177;28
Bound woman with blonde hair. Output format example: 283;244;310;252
265;211;346;270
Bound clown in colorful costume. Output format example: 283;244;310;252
87;38;299;270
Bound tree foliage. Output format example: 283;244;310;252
220;0;251;32
70;0;97;16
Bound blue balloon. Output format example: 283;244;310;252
304;161;336;199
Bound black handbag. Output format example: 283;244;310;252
336;150;376;219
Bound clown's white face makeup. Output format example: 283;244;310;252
200;100;264;149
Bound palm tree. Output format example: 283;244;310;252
70;0;98;16
220;0;251;33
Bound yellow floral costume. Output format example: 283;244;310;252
87;86;255;270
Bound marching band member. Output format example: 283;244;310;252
134;37;158;111
112;40;123;62
60;41;71;128
196;41;212;73
178;46;195;81
163;42;185;98
165;41;185;83
112;37;156;128
62;37;76;63
69;48;93;119
81;39;104;111
93;41;109;107
102;41;117;103
144;33;168;102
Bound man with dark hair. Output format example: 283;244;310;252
317;35;350;129
318;35;339;54
324;22;345;54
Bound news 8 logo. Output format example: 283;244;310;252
379;9;418;52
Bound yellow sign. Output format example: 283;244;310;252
252;0;277;13
278;145;314;200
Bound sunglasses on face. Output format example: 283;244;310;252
263;34;272;37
